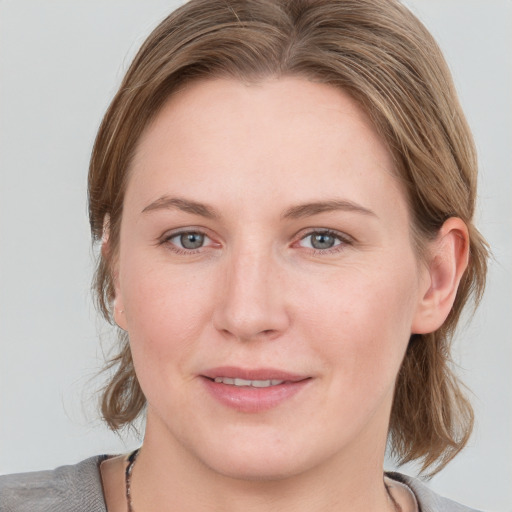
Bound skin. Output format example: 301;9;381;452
101;77;469;512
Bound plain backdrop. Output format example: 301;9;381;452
0;1;510;510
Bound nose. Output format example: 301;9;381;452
212;246;290;342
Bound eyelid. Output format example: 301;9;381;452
294;228;353;253
296;227;353;242
159;226;221;253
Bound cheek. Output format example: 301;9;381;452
294;260;419;385
119;256;216;373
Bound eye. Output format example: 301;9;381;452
297;230;348;252
163;230;215;253
174;232;206;250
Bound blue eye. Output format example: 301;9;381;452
178;232;205;249
299;231;345;251
166;231;211;251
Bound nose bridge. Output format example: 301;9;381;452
232;244;272;305
213;240;289;340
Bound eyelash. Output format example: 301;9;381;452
159;228;352;256
296;229;351;255
159;230;216;255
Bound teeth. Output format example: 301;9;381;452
214;377;285;387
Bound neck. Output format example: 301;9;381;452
130;413;395;512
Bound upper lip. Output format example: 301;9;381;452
201;366;309;382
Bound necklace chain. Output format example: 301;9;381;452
125;448;140;512
125;448;401;512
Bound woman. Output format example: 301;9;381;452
0;0;490;510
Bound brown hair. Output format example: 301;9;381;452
88;0;488;474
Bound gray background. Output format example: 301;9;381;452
0;1;510;510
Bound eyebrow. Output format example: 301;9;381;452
281;199;377;219
141;196;220;219
141;196;376;220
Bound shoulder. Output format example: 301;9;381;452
0;456;108;512
387;472;484;512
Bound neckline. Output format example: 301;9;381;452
97;455;420;512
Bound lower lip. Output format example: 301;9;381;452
201;377;311;413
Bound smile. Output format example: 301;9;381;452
201;367;311;413
213;377;285;387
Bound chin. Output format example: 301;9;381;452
204;454;310;482
190;431;330;483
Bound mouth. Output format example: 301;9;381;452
201;366;309;385
210;377;286;388
200;367;311;412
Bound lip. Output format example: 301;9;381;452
201;366;308;382
200;366;311;413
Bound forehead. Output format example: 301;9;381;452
134;76;391;163
127;77;406;223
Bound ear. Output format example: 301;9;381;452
412;217;469;334
102;214;128;331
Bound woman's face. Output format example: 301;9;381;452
114;77;432;479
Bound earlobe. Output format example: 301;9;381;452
113;300;127;331
412;217;469;334
102;214;128;331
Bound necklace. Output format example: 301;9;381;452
125;449;402;512
125;448;140;512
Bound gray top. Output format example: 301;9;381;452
0;456;483;512
0;457;108;512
